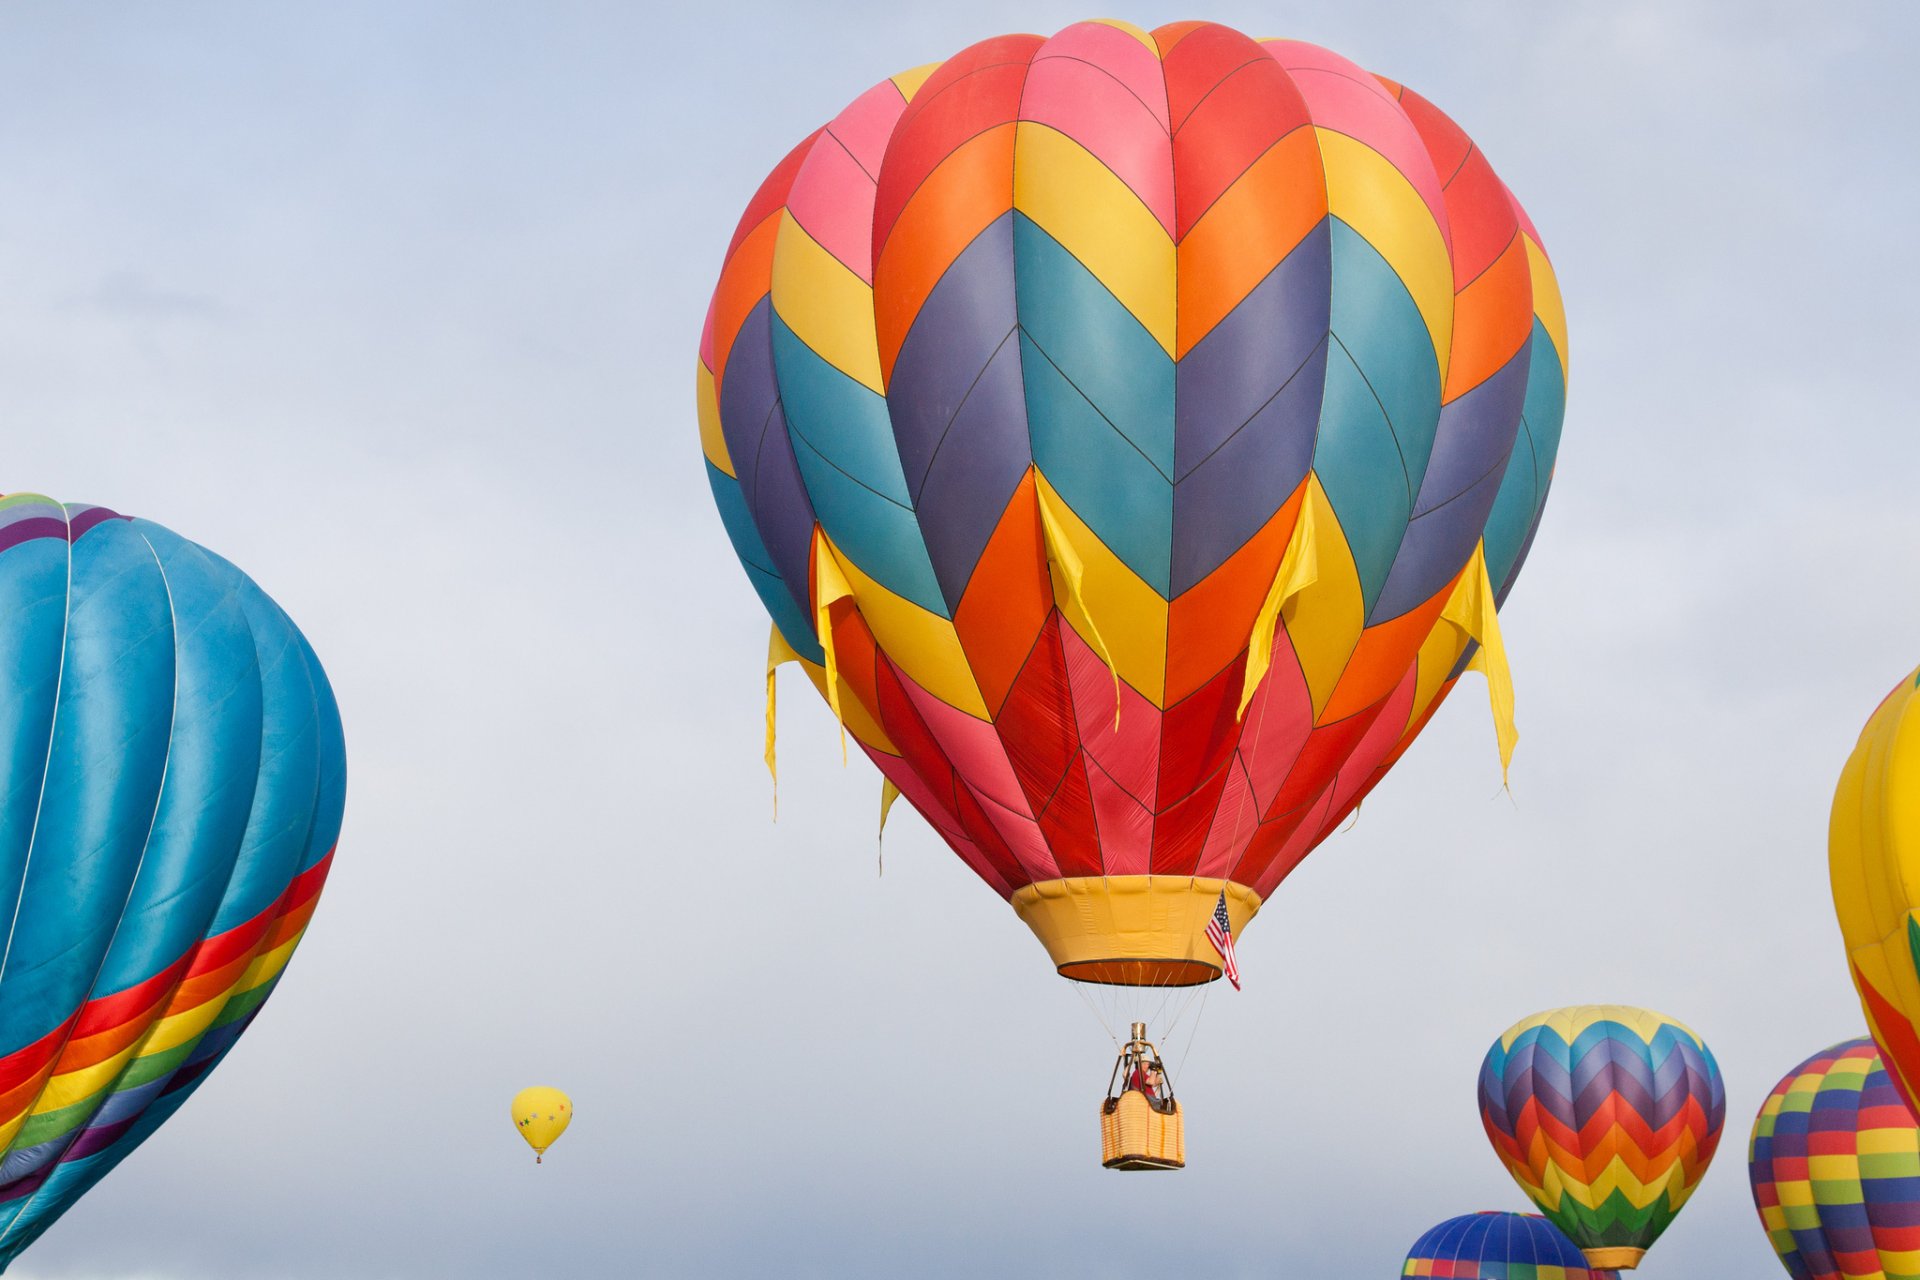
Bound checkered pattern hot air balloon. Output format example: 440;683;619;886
698;20;1567;988
0;495;345;1269
1478;1006;1726;1271
1750;1038;1920;1279
1832;665;1920;1116
1403;1212;1614;1278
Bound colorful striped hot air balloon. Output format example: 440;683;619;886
1404;1212;1614;1278
0;495;345;1269
699;19;1567;993
1750;1038;1920;1280
1478;1006;1726;1271
1831;665;1920;1114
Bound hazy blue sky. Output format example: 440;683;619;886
3;1;1918;1276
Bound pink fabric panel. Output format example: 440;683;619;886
1195;757;1258;880
786;81;908;283
1086;755;1154;874
1261;39;1451;254
1060;623;1161;808
1235;628;1314;813
1023;23;1175;234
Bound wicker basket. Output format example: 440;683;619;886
1100;1091;1185;1170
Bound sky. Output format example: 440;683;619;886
1;0;1918;1275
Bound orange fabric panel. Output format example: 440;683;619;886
954;471;1052;717
1320;582;1455;722
1444;235;1533;403
873;123;1017;381
1175;127;1326;356
706;213;781;397
1165;482;1304;703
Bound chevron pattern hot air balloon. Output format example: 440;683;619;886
1831;665;1920;1115
1404;1212;1614;1278
1478;1006;1726;1271
1750;1038;1920;1280
0;495;345;1269
699;19;1567;987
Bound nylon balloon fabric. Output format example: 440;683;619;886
1831;664;1920;1116
0;495;345;1269
698;19;1568;984
1403;1212;1613;1278
1478;1006;1726;1271
1750;1038;1920;1279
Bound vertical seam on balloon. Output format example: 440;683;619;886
0;502;75;1121
0;522;182;1248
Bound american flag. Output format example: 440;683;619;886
1205;890;1240;990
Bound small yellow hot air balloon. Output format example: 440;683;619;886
510;1087;572;1164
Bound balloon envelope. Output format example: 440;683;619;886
0;495;345;1267
1403;1212;1612;1278
511;1087;572;1159
699;19;1568;985
1831;664;1920;1112
1478;1006;1725;1270
1750;1038;1920;1280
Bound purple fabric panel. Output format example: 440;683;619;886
0;519;68;556
1170;338;1327;595
719;297;817;613
1173;221;1331;481
912;334;1032;612
1413;336;1533;518
886;212;1021;502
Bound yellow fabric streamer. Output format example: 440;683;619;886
1441;541;1517;782
811;533;854;764
879;778;901;876
765;625;803;817
1035;484;1122;726
1237;491;1322;720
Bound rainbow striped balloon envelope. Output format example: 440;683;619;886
0;495;345;1267
698;18;1567;988
1404;1212;1613;1278
1750;1038;1920;1279
1479;1006;1726;1271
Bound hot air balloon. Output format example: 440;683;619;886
1404;1212;1614;1278
1831;665;1920;1113
511;1087;572;1164
1478;1006;1725;1271
1750;1038;1920;1280
0;494;345;1269
698;17;1567;1118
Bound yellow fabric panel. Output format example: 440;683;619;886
37;1042;139;1112
1279;476;1364;718
770;212;884;393
1090;18;1158;51
696;362;732;475
1523;233;1570;388
1497;1005;1710;1054
142;990;235;1055
1012;876;1261;975
817;530;989;721
1013;122;1176;356
1238;491;1319;719
1315;127;1453;378
237;933;301;993
890;61;942;103
1034;473;1168;707
1441;541;1517;780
